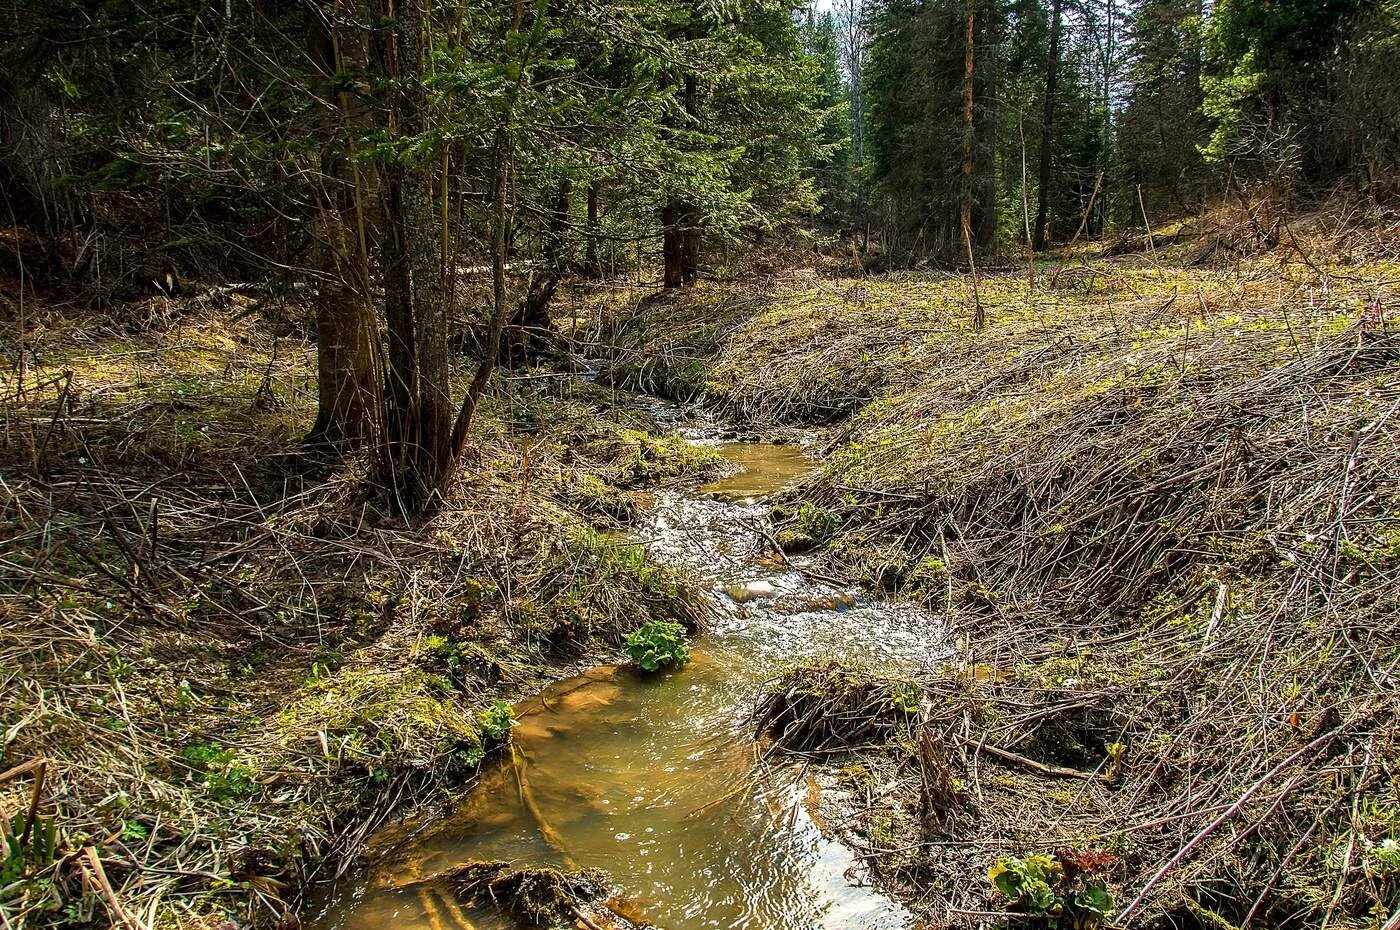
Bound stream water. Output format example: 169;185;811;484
308;429;945;930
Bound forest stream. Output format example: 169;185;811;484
307;396;946;930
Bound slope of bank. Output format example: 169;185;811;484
582;246;1400;928
0;288;723;930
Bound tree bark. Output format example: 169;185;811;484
375;0;454;513
679;73;701;284
962;0;983;331
582;180;601;277
662;200;683;289
974;8;998;251
960;0;975;264
450;128;515;459
401;0;453;508
660;51;699;289
1031;0;1063;253
306;3;382;446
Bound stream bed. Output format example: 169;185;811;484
309;435;945;930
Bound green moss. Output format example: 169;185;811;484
565;473;639;523
279;667;489;781
621;429;725;483
775;528;817;552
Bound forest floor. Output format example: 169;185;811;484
3;204;1399;930
0;284;726;930
576;211;1400;928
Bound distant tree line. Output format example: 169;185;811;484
813;0;1400;262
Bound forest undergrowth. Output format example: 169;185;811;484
587;207;1400;929
0;286;720;929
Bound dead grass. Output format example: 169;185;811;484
0;287;718;929
598;238;1400;928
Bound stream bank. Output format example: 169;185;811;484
308;419;945;930
567;259;1400;929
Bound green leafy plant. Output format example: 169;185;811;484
1370;837;1400;876
422;635;479;688
988;849;1116;929
794;502;841;539
1;810;57;892
477;700;515;743
183;743;257;801
624;619;690;672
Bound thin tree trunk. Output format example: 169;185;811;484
504;177;569;362
662;200;683;288
376;0;453;513
1031;0;1063;252
960;0;974;263
961;0;983;331
401;0;452;506
679;73;701;284
657;57;699;289
582;180;600;277
451;128;515;458
371;1;416;483
306;3;381;446
974;15;998;251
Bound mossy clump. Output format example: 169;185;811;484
421;634;490;689
278;667;493;782
598;429;726;485
450;860;612;929
770;500;842;553
566;473;640;524
753;658;921;755
831;534;919;592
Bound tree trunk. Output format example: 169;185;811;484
974;9;998;251
450;127;515;459
962;0;983;331
660;58;699;290
1031;0;1063;253
960;0;975;264
662;200;683;289
679;73;701;284
306;3;381;446
401;0;453;507
376;0;454;513
309;221;381;446
679;201;700;284
582;180;601;277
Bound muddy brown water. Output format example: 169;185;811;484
307;438;944;930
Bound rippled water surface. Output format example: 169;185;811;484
309;434;944;930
